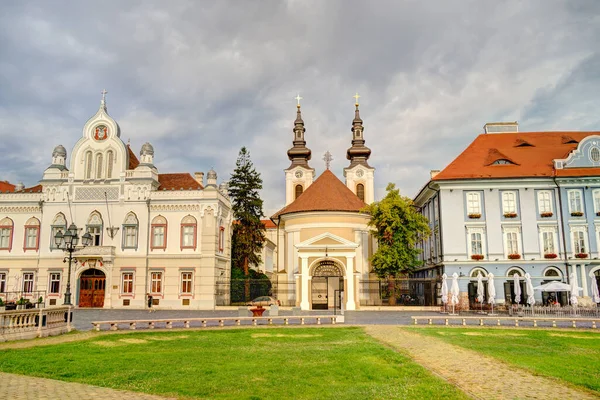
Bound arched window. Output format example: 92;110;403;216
86;212;103;246
95;153;103;179
106;150;114;178
0;217;14;251
50;213;67;250
469;267;488;278
356;183;365;202
24;217;41;251
218;220;225;253
85;151;93;179
295;184;303;200
180;215;197;250
122;212;139;249
151;215;167;250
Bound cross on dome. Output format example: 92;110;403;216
323;151;333;170
353;92;360;106
295;93;303;108
100;89;108;109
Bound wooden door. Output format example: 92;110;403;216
79;270;105;308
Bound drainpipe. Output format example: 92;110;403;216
144;198;151;308
552;176;570;283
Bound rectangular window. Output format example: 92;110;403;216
573;231;586;254
123;226;138;248
0;273;6;292
594;190;600;215
181;225;195;248
122;273;134;294
543;231;555;254
470;233;482;255
569;190;583;214
24;227;39;249
466;192;481;215
49;273;61;294
151;272;162;294
0;228;11;249
502;191;517;214
506;232;518;254
88;226;102;246
23;273;34;293
181;272;193;294
152;226;165;248
538;191;552;214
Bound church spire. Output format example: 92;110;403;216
346;93;371;168
287;94;312;169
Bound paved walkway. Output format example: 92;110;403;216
365;325;598;400
0;372;174;400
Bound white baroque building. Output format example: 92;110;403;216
0;94;232;309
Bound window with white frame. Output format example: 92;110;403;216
122;272;134;294
594;190;600;215
151;272;162;294
502;191;517;215
180;215;197;249
181;272;193;294
23;273;34;293
540;228;557;255
151;216;167;250
50;214;67;250
122;213;139;249
0;272;6;292
537;191;553;215
571;227;587;255
466;192;481;216
0;222;12;250
467;227;485;257
49;273;60;294
87;212;104;246
503;227;521;257
568;190;583;215
24;217;40;250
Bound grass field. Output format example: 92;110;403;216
0;327;468;400
412;327;600;393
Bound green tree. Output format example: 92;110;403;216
229;147;266;300
363;183;431;304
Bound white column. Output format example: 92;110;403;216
581;264;589;297
300;256;310;310
345;256;356;310
572;265;580;294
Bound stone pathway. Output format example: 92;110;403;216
365;325;598;400
0;372;175;400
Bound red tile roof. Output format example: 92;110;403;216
433;131;600;181
272;169;365;219
127;145;140;170
0;181;15;192
158;173;203;190
23;184;42;193
262;219;277;229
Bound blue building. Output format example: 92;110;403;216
413;123;600;307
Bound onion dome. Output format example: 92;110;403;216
140;142;155;156
287;104;312;169
346;103;371;168
52;145;67;158
207;168;217;180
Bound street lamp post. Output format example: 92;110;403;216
54;223;92;306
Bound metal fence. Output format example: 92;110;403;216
0;290;47;310
511;304;600;318
215;279;296;306
358;278;438;306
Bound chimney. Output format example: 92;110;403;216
484;122;518;134
430;170;440;179
194;172;204;186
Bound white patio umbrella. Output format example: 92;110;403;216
533;281;572;291
513;273;522;305
569;272;580;306
450;272;460;315
487;273;496;315
441;273;448;310
524;273;535;306
476;272;484;313
590;272;600;304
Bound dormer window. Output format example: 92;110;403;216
492;159;515;165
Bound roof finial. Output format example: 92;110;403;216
100;89;108;109
353;92;360;106
295;93;303;109
323;151;333;170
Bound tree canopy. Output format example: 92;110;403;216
363;183;431;278
228;147;266;277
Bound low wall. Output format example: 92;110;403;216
0;306;72;342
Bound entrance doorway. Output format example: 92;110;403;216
79;269;106;307
311;260;343;310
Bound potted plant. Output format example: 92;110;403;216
575;253;588;259
508;254;521;260
471;254;484;261
504;212;518;218
571;211;584;217
16;297;28;310
468;213;481;219
544;253;558;259
0;298;5;312
541;212;553;218
36;296;44;308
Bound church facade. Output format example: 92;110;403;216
267;101;377;310
0;94;232;309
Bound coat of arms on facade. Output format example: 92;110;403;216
94;125;108;141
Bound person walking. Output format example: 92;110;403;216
147;293;154;313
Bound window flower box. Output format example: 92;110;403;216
503;212;518;218
471;254;484;261
468;213;481;219
570;211;584;217
544;253;558;259
508;254;521;260
540;212;553;218
575;253;588;259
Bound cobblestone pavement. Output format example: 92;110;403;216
365;325;599;400
0;372;175;400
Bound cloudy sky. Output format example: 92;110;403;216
1;1;599;215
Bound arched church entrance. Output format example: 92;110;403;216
79;269;106;308
311;260;343;310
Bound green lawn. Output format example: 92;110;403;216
0;327;467;400
412;327;600;393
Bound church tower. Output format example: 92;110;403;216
285;96;314;205
344;94;375;203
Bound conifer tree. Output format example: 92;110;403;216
228;147;266;300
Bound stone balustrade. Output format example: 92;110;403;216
411;315;599;328
0;307;72;342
